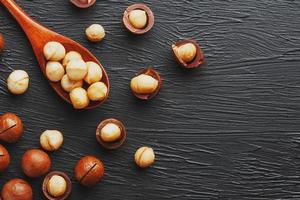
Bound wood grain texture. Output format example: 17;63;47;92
0;0;300;199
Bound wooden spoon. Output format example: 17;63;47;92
0;0;110;109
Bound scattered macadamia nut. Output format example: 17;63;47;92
46;61;65;82
43;41;66;61
96;118;126;149
0;144;10;172
7;70;29;95
74;156;104;187
40;130;64;152
62;51;82;67
172;39;205;68
84;61;103;84
134;146;155;168
0;112;23;143
85;24;105;42
129;9;147;29
21;149;51;178
42;171;72;200
87;82;107;101
0;33;4;53
70;87;90;109
70;0;96;8
61;74;83;92
66;59;87;81
1;179;33;200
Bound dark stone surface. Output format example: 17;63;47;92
0;0;300;199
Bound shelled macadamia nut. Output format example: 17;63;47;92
74;156;104;187
40;130;64;152
43;41;66;61
0;112;23;143
1;179;33;200
46;61;65;82
66;59;87;81
85;24;105;42
0;33;5;53
175;43;197;63
7;70;29;95
134;146;155;168
42;171;72;200
21;149;51;178
87;82;107;101
62;51;82;67
129;9;147;29
84;61;103;84
70;87;89;109
0;144;10;172
61;74;83;92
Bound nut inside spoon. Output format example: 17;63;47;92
0;0;110;109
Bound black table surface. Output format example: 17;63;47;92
1;0;300;199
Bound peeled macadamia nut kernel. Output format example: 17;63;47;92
134;146;155;168
63;51;82;67
129;9;148;29
7;70;29;95
130;74;158;94
100;123;121;143
46;61;65;82
84;61;103;84
66;59;87;81
70;87;90;109
40;130;64;152
43;41;66;61
47;175;67;197
87;82;108;101
61;74;83;92
86;24;105;42
176;43;197;63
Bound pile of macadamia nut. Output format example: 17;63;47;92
43;41;108;109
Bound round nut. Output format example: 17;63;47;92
1;179;33;200
100;123;121;142
84;61;103;84
0;144;10;172
85;24;105;42
43;41;66;61
0;112;23;143
70;0;96;8
61;74;83;93
130;74;158;94
66;59;87;81
47;175;67;197
74;156;104;187
87;82;107;101
62;51;82;67
21;149;51;178
134;146;155;168
129;9;148;29
69;87;90;109
46;61;65;82
175;43;197;63
7;70;29;95
40;130;64;152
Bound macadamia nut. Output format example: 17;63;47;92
176;43;197;63
40;130;64;151
61;74;83;92
7;70;29;95
130;74;158;94
100;123;121;142
70;87;89;109
134;146;155;168
84;61;103;84
43;41;66;61
47;175;67;197
87;82;108;101
129;9;148;29
85;24;105;42
63;51;82;67
66;59;87;81
46;61;65;82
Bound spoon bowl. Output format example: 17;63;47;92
0;0;110;109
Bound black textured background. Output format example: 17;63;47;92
1;0;300;199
